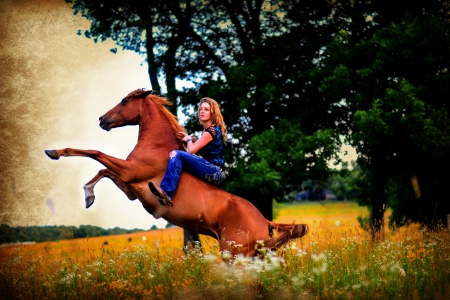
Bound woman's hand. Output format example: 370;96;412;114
179;131;212;154
179;132;192;142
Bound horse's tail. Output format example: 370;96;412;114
263;221;309;250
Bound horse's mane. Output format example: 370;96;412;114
131;89;187;142
152;95;187;141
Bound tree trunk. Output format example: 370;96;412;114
183;228;201;250
256;198;273;221
145;25;161;93
417;173;450;229
244;190;273;221
370;151;386;238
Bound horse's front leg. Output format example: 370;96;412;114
84;169;137;208
45;148;133;181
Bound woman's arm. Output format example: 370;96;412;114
180;131;213;154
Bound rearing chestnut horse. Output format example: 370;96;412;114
45;89;308;256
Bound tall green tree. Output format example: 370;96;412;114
319;1;450;232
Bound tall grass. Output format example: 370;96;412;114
1;202;449;299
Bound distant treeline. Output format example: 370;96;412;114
0;224;145;244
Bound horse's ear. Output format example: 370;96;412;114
140;89;158;98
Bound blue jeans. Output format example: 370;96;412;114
159;150;225;200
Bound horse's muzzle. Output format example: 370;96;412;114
99;116;112;131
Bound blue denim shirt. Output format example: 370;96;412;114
198;125;225;169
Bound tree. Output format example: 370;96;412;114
66;0;229;111
180;0;346;218
66;0;343;221
318;1;450;233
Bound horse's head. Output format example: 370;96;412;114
99;89;155;131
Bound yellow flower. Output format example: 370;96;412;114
182;279;193;287
172;280;180;287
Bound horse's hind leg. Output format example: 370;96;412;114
84;169;137;208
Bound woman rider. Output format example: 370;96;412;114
148;97;227;206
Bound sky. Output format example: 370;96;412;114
0;0;172;230
0;0;356;231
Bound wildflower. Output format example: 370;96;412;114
94;282;106;288
221;251;232;260
181;279;193;287
312;262;328;275
226;278;235;286
233;254;250;267
154;284;164;294
59;273;75;285
335;220;341;226
245;259;265;273
203;254;217;263
389;262;406;277
312;253;325;261
172;280;180;287
287;241;297;250
227;241;243;252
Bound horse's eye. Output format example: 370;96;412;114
121;98;128;105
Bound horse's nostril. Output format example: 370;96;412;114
99;116;104;122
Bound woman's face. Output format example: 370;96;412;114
199;102;212;123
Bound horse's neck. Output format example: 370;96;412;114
136;99;179;150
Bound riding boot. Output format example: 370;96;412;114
148;182;172;206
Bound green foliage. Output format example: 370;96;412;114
0;224;144;243
318;3;450;227
326;163;367;201
232;122;339;199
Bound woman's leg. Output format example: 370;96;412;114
181;155;225;185
157;150;224;200
157;150;184;200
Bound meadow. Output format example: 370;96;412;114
1;201;449;299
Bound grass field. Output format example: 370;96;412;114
1;201;449;299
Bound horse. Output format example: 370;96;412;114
45;89;308;257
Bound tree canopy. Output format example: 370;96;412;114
0;224;144;243
318;2;450;230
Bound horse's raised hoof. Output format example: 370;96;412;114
45;150;60;160
85;196;95;209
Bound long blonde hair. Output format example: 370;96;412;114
198;97;227;144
